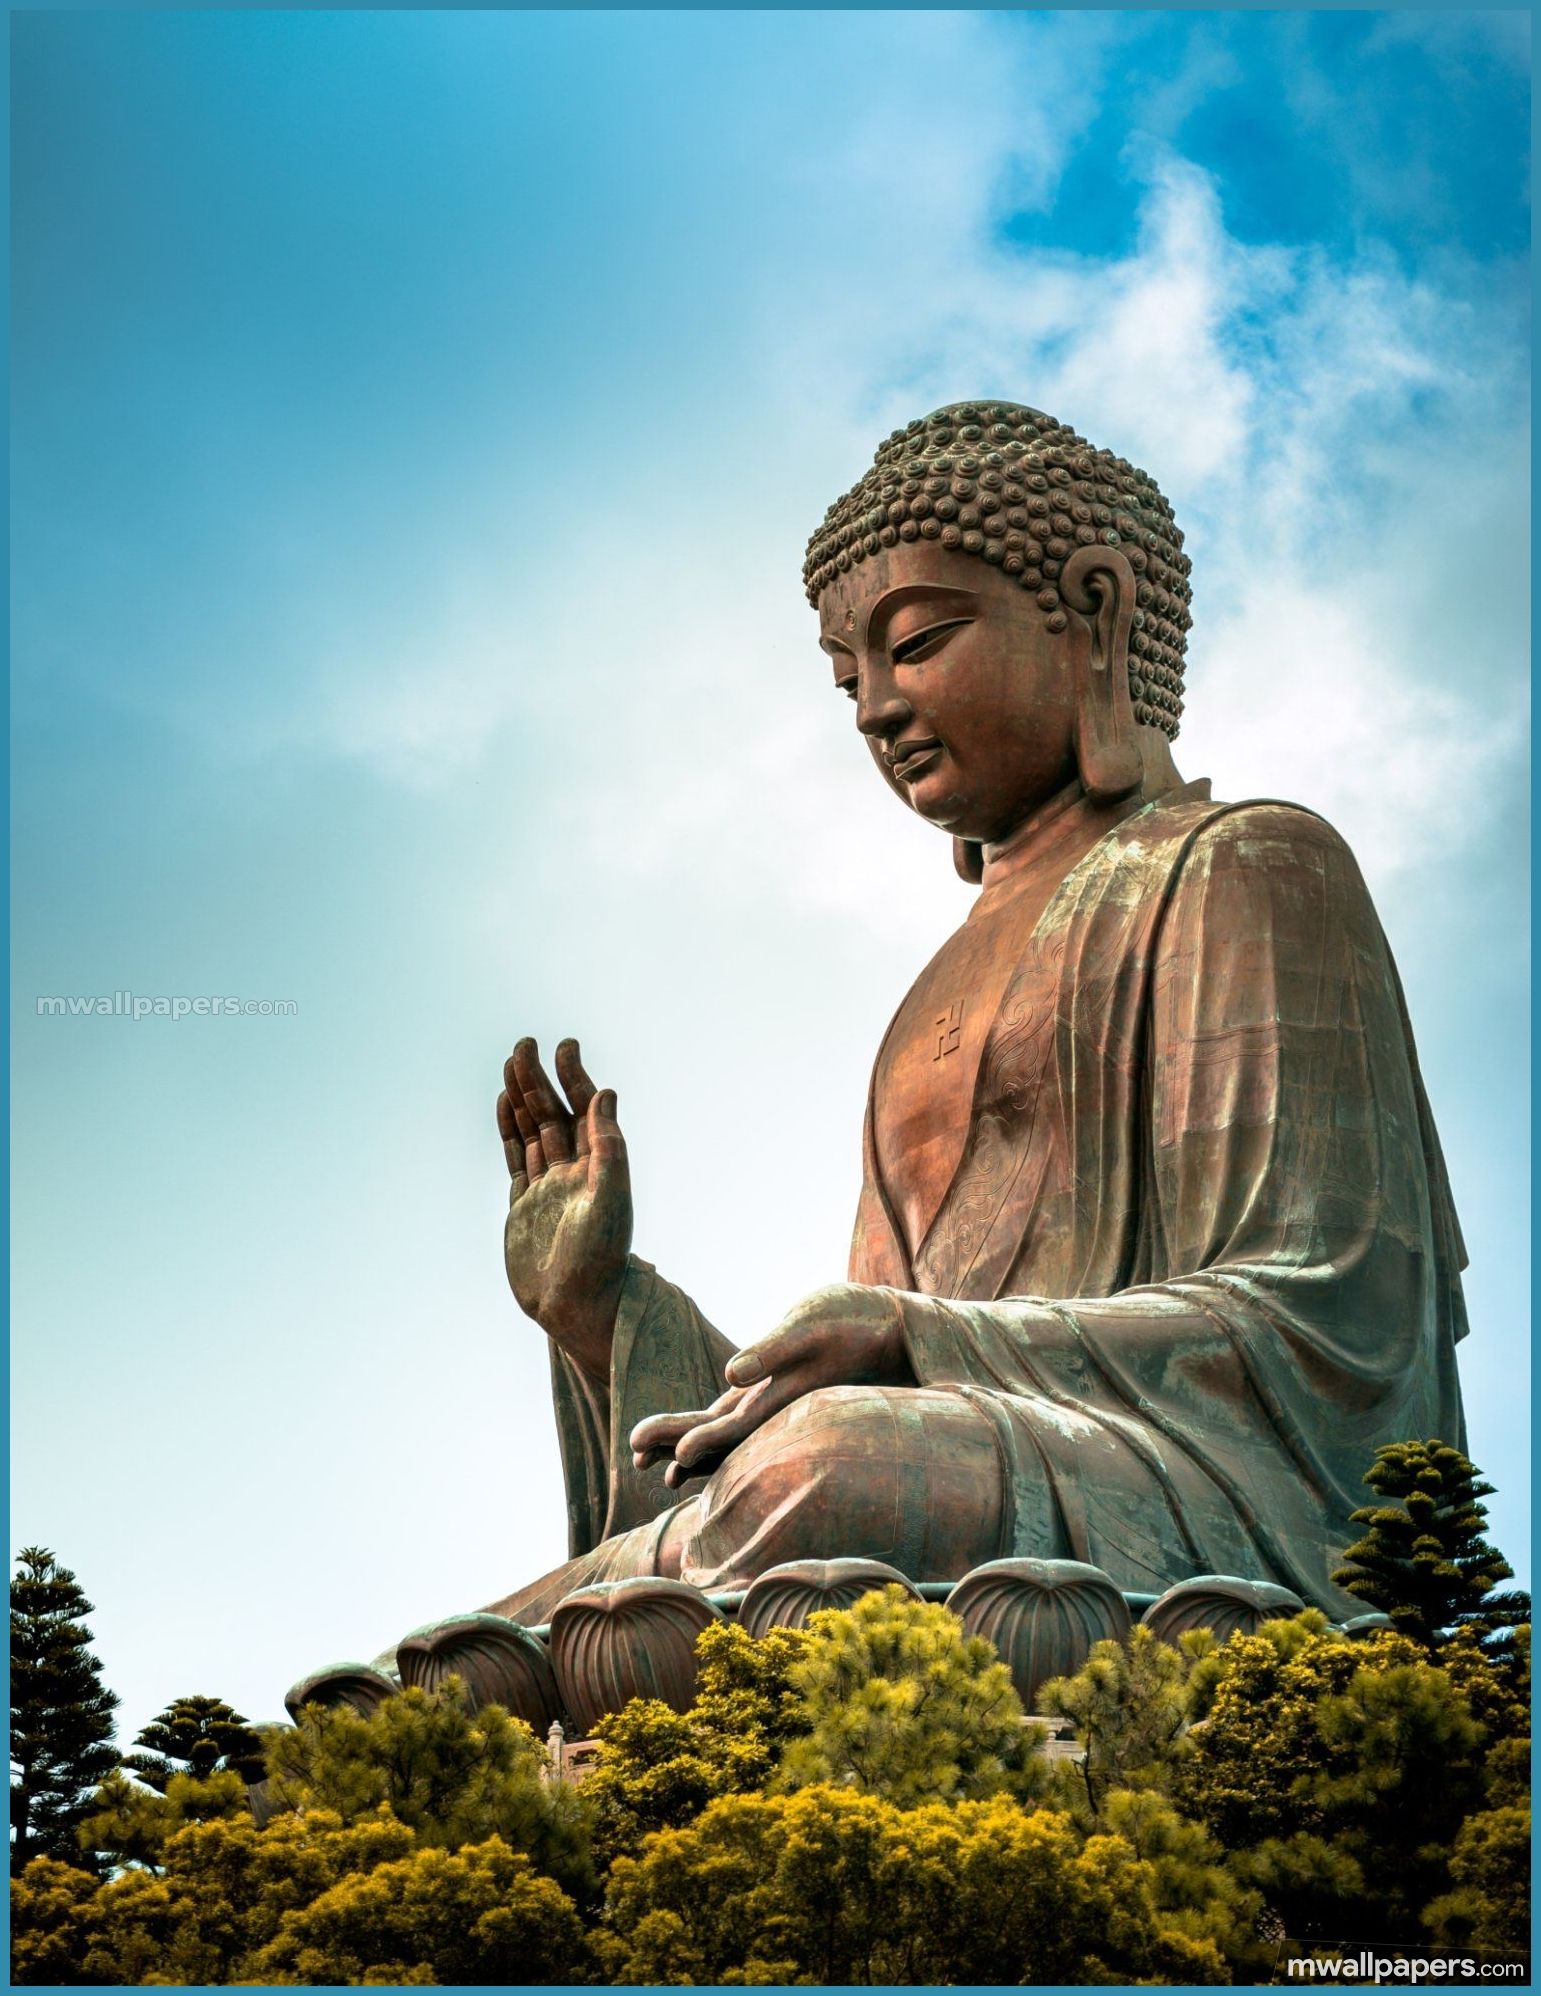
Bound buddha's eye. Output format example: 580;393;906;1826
890;617;972;666
836;676;857;702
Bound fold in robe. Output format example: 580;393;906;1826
549;1255;735;1557
851;789;1467;1606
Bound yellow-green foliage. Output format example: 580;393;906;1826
77;1767;251;1873
597;1784;1245;1985
9;1856;101;1986
16;1805;593;1986
1096;1789;1267;1976
12;1808;417;1985
1423;1802;1532;1953
1422;1677;1531;1956
12;1593;1533;1985
246;1835;592;1986
1177;1616;1489;1940
1038;1624;1193;1819
1436;1622;1530;1745
775;1585;1045;1807
268;1678;593;1897
583;1622;813;1866
1033;1605;1531;1954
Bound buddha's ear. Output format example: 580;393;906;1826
1060;544;1141;804
952;836;984;885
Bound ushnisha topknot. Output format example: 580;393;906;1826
803;401;1192;740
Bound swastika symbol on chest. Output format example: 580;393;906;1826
933;1000;964;1059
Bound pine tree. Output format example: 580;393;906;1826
774;1585;1043;1807
10;1547;120;1872
1037;1623;1193;1820
121;1694;266;1791
596;1785;1252;1985
267;1678;594;1899
583;1622;814;1867
1331;1440;1530;1650
1177;1616;1487;1943
76;1765;252;1874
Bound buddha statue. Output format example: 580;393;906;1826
461;402;1471;1635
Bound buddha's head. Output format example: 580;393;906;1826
805;402;1191;868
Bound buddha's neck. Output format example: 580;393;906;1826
978;749;1187;897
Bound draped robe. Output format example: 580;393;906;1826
504;780;1468;1621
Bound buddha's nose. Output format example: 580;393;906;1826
855;671;912;740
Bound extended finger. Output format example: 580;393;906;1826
670;1375;795;1473
510;1097;547;1183
585;1089;628;1193
555;1040;598;1158
501;1059;542;1178
628;1408;700;1471
629;1389;738;1460
496;1091;522;1181
512;1038;574;1165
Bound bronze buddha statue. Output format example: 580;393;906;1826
464;402;1470;1631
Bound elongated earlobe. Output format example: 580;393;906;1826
1060;545;1142;804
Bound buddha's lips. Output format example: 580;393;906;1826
889;739;944;781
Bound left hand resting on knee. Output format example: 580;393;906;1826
629;1283;916;1489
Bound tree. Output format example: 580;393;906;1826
245;1833;592;1986
775;1585;1045;1807
77;1766;251;1874
10;1547;120;1872
1332;1440;1531;1651
1178;1614;1366;1856
121;1693;266;1791
268;1678;594;1899
1422;1653;1531;1957
692;1616;817;1753
14;1807;594;1988
9;1854;102;1984
1177;1616;1486;1941
1097;1788;1268;1978
13;1805;415;1984
1422;1801;1531;1954
596;1783;1246;1985
1038;1624;1195;1821
582;1621;812;1864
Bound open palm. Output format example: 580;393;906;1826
498;1037;631;1384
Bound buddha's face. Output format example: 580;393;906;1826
818;540;1079;846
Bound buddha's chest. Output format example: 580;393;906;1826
873;883;1053;1255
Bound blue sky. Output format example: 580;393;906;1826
11;10;1530;1739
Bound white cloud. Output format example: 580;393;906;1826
773;47;1527;875
154;12;1523;953
1185;577;1524;881
293;30;1526;928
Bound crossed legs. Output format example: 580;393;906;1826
483;1384;1051;1626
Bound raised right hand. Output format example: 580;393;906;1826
498;1037;632;1384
